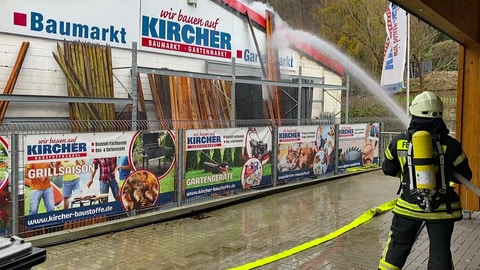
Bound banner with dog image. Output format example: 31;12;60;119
184;127;272;198
277;125;335;182
338;123;380;170
23;131;139;229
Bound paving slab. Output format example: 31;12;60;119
31;170;480;270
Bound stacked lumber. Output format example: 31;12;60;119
0;41;30;124
50;27;279;130
147;73;171;128
171;76;195;129
211;80;232;127
53;41;115;131
142;74;232;129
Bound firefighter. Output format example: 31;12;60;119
378;91;472;269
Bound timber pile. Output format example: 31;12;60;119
53;41;115;131
0;41;30;124
142;74;232;129
52;39;233;129
265;10;283;123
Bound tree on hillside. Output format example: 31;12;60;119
314;0;387;76
314;0;449;92
253;0;458;121
258;0;457;98
409;16;439;90
428;40;458;72
260;0;456;75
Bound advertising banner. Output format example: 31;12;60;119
380;3;407;93
0;136;8;193
338;123;380;170
127;130;176;210
277;125;335;182
184;127;272;198
23;131;174;229
0;136;9;234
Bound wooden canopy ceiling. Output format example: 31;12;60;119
391;0;480;45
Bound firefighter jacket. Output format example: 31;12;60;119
382;128;472;222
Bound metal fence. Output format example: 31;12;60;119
0;118;390;245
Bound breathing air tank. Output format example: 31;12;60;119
412;130;435;212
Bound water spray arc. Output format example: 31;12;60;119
267;12;480;195
243;1;409;126
286;29;480;194
277;20;480;194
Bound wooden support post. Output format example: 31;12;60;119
457;44;480;211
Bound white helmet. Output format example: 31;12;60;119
409;91;443;118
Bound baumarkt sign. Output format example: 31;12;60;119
0;0;296;69
0;0;137;48
27;12;127;44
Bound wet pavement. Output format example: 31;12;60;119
31;170;480;269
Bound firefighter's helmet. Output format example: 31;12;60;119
409;91;443;118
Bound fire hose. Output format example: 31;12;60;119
453;171;480;196
230;173;479;269
411;171;480;243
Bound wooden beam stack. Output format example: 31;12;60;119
139;74;232;129
53;41;115;131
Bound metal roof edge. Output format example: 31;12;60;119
218;0;345;76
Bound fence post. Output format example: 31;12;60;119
334;124;340;175
272;126;278;187
176;129;184;207
131;42;138;129
379;123;384;166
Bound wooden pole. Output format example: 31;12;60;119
148;74;163;120
266;10;283;123
136;74;147;120
0;41;30;123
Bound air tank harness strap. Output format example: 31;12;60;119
406;139;450;213
434;140;451;214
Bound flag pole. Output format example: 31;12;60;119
406;12;410;115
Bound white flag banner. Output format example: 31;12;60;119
380;3;407;93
